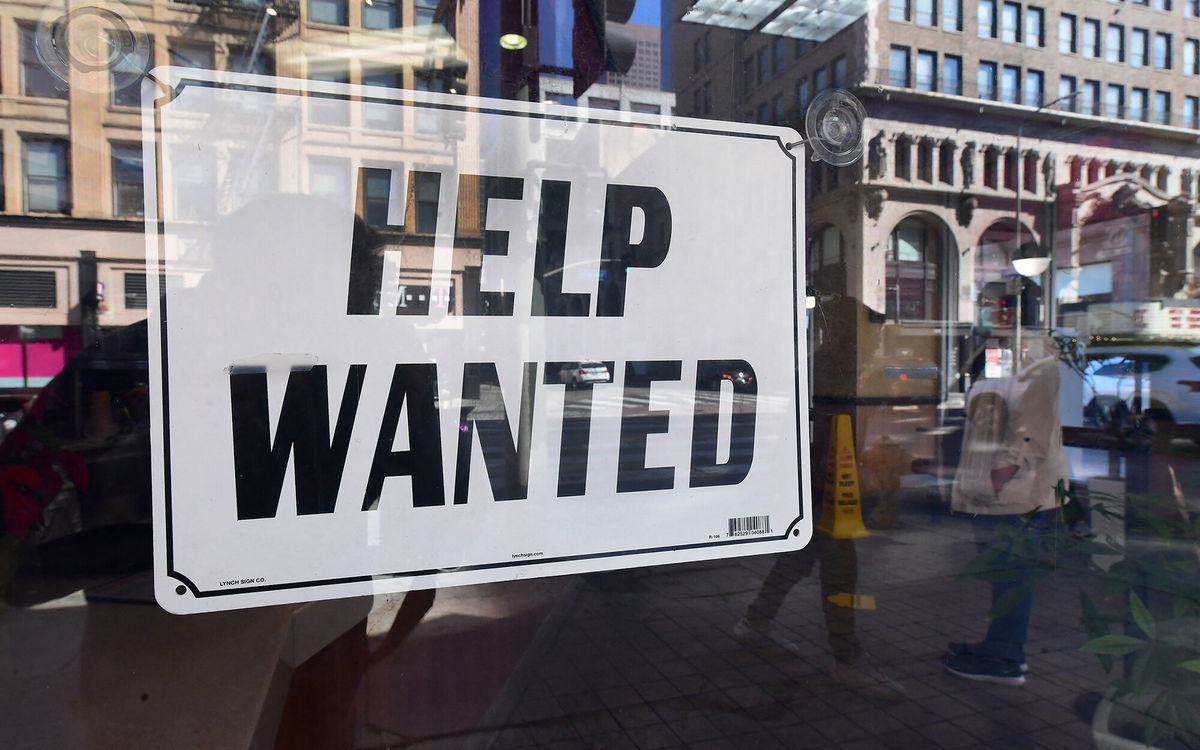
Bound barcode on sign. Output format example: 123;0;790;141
728;515;771;537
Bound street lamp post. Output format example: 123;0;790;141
1012;88;1082;374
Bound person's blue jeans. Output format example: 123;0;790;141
968;510;1058;662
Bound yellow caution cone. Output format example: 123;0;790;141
816;414;870;539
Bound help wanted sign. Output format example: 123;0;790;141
144;69;811;613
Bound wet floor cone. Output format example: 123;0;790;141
816;414;870;539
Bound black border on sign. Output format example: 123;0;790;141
155;76;807;600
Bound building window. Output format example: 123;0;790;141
1083;19;1100;58
309;0;348;25
978;61;998;99
916;0;936;26
362;0;400;29
916;50;936;91
1106;24;1125;63
20;25;64;99
1001;1;1021;43
890;0;911;22
1059;14;1076;54
169;40;215;70
1059;75;1077;110
1083;79;1101;114
1154;32;1172;68
1025;7;1044;46
886;218;944;320
1131;87;1149;120
772;37;787;76
895;137;912;180
983;147;999;188
309;64;350;126
1105;84;1124;118
890;46;911;87
796;79;810;113
229;46;274;76
1024;69;1044;106
1188;0;1200;16
742;56;754;94
1153;90;1171;124
978;0;997;37
943;0;962;30
1003;149;1017;189
757;47;770;85
1185;95;1200;128
940;141;956;183
814;68;828;93
414;0;437;24
1155;0;1171;10
124;273;148;310
692;33;709;72
757;102;769;124
772;95;785;125
111;143;143;218
832;56;847;87
943;55;963;94
23;138;69;214
1185;38;1199;74
1132;29;1149;67
0;270;56;308
917;140;934;182
110;32;150;106
1001;64;1020;103
1023;153;1038;192
362;70;403;128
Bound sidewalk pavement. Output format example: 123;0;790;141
361;503;1106;749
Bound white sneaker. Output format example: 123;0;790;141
732;616;803;657
829;658;908;701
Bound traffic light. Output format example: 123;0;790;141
572;0;638;98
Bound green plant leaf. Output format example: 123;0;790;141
1129;592;1157;639
1178;660;1200;673
1082;634;1149;655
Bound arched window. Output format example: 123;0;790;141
886;217;945;320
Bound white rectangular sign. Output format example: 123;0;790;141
144;69;810;614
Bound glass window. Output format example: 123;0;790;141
1024;69;1044;106
916;0;936;25
1155;0;1171;9
890;46;911;86
229;46;274;76
773;37;787;75
1106;24;1124;62
1059;75;1077;110
1058;14;1076;53
362;0;400;29
757;46;770;84
795;78;810;112
1025;7;1043;46
362;69;403;128
308;64;350;126
916;50;937;90
23;138;69;213
814;67;827;92
1105;83;1124;118
890;0;911;21
110;142;143;218
1083;78;1101;113
832;56;847;87
1153;90;1171;123
943;54;963;94
978;60;998;99
1154;32;1171;68
1001;1;1021;43
20;24;64;99
110;32;151;106
1001;64;1020;103
943;0;962;30
1185;38;1199;74
1189;0;1200;16
1131;28;1149;66
309;0;347;25
1131;87;1149;120
1185;95;1200;127
169;40;214;70
414;0;437;24
1083;19;1100;57
978;0;997;37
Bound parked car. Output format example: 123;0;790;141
1081;344;1200;443
556;361;611;389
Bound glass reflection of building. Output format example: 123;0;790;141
0;0;482;395
672;0;1199;456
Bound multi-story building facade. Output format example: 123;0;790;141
672;0;1199;443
